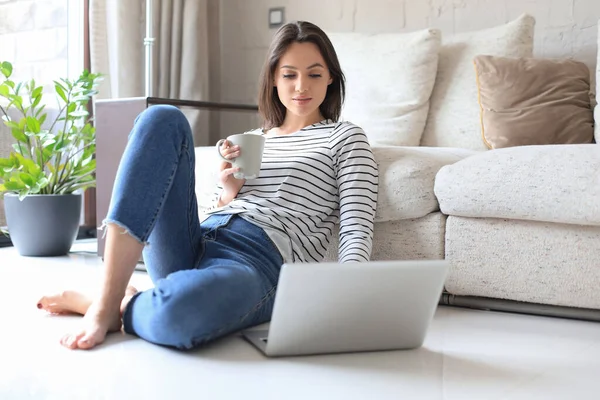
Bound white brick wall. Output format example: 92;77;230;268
218;0;599;114
0;0;68;88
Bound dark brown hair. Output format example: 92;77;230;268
258;21;345;130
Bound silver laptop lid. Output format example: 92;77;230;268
263;260;449;357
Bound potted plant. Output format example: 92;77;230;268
0;61;102;256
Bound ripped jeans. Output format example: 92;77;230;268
104;105;282;350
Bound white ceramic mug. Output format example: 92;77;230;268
215;133;266;180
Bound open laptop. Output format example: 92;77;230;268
242;259;449;357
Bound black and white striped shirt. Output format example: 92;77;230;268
207;119;378;263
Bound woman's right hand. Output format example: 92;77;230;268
217;140;245;206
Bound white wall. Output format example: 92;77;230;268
216;0;599;137
0;0;69;92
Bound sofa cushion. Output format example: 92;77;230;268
327;29;441;147
194;146;477;222
435;144;600;226
473;55;595;148
373;146;477;221
420;14;535;151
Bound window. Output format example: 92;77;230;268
0;0;94;240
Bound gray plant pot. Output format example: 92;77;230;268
4;193;82;257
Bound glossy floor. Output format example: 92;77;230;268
1;244;599;400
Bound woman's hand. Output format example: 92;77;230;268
217;140;245;206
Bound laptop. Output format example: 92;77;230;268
242;259;449;357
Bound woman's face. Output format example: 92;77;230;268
274;42;333;122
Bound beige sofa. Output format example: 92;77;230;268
320;15;600;317
189;15;600;319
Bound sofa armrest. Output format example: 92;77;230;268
435;144;600;226
373;146;478;221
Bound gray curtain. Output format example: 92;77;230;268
89;0;210;144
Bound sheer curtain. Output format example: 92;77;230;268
89;0;210;144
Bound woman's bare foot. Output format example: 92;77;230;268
59;286;139;350
37;291;93;315
37;286;138;316
38;286;139;350
59;300;122;350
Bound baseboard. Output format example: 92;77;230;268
440;292;600;322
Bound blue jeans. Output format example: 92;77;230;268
104;105;283;350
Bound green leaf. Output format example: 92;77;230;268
32;86;43;98
19;173;35;187
31;95;42;109
0;61;12;78
0;84;9;97
2;120;20;130
37;176;49;188
26;116;40;134
55;83;67;103
35;104;47;119
9;95;23;109
12;143;28;155
11;128;28;143
14;152;34;168
4;180;24;191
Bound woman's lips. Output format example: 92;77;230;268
293;97;312;105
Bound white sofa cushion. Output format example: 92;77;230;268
435;144;600;226
328;29;441;147
194;146;477;222
420;14;535;151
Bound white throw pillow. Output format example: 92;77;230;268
420;14;536;150
595;21;600;143
328;29;441;147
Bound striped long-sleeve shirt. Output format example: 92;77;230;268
205;119;378;263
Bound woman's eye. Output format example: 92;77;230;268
310;74;322;78
283;74;296;79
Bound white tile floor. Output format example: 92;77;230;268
1;243;600;400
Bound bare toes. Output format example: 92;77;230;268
38;296;63;312
78;333;101;349
61;333;80;349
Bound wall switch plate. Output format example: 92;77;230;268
269;7;285;29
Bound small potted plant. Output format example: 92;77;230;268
0;61;102;256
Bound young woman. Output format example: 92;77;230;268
37;21;378;350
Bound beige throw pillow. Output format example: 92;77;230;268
474;55;595;149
